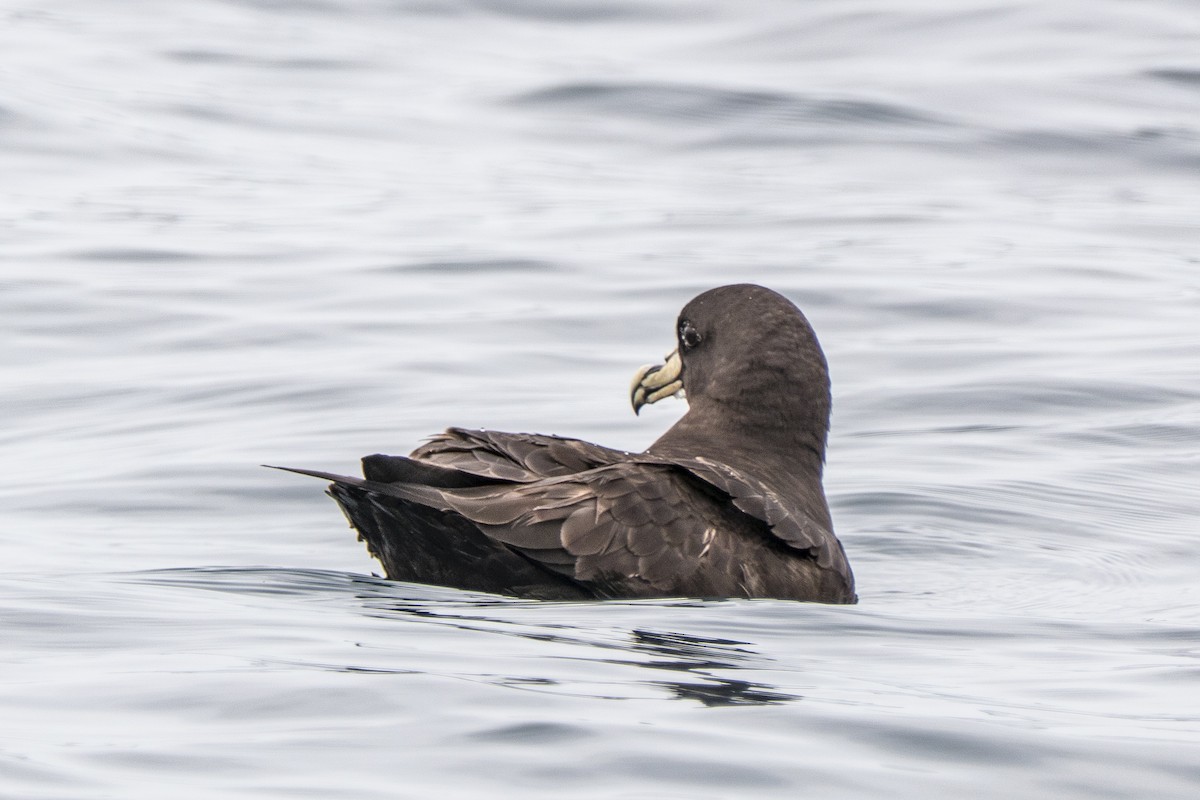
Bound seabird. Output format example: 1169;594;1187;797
275;284;855;603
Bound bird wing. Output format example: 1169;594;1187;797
671;456;851;576
273;435;849;595
271;453;850;598
371;461;721;594
409;427;633;482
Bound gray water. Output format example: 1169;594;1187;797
3;1;1199;797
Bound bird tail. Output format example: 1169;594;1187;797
266;464;586;600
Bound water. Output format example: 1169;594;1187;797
2;0;1198;796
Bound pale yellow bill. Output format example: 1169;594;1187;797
630;349;685;414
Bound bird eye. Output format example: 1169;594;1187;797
679;320;702;349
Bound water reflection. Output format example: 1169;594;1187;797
626;630;797;706
361;585;798;707
356;585;798;706
128;567;798;706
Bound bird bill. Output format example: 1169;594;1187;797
630;349;685;414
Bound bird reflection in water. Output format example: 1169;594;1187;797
129;568;799;707
358;591;799;708
626;629;797;707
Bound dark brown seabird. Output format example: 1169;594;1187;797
274;284;856;603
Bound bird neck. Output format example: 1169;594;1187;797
648;402;828;489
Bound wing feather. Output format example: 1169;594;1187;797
672;456;849;573
420;462;716;592
411;428;628;482
560;503;613;556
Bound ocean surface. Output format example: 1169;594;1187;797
2;0;1198;797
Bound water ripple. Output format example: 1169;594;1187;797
515;81;945;126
